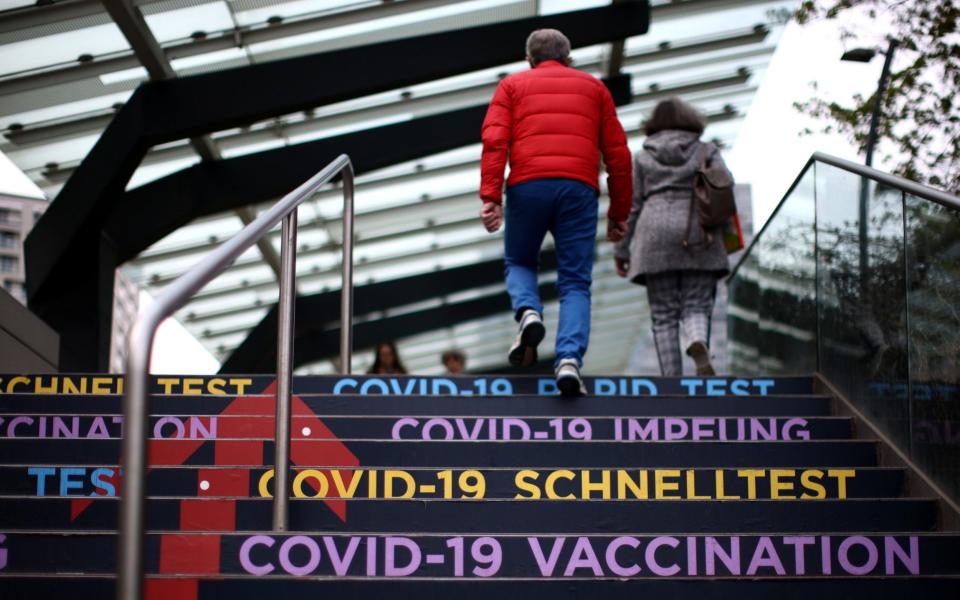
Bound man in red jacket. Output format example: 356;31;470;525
479;28;632;396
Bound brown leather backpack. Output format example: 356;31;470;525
683;142;736;249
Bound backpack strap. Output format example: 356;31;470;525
683;142;714;250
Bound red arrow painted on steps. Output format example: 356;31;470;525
70;381;360;524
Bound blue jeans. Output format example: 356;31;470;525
504;178;598;366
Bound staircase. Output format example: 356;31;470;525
0;372;957;598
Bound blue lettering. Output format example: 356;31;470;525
595;379;616;396
753;379;775;396
388;379;417;395
538;379;559;396
91;468;117;497
28;467;56;496
681;379;703;396
730;379;750;396
432;379;458;395
631;379;658;396
60;468;86;496
332;378;358;394
706;380;726;396
360;379;390;395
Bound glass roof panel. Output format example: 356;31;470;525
0;23;130;77
143;1;236;44
0;1;37;11
233;0;372;27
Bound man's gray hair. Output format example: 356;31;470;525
525;29;571;65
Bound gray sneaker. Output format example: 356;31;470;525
508;309;546;367
555;357;587;397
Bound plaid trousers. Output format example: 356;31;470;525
645;270;717;376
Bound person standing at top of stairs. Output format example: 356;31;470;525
478;28;633;397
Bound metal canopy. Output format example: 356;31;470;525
0;0;795;374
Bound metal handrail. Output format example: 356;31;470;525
117;154;355;600
727;151;960;281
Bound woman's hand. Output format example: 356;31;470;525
614;256;629;278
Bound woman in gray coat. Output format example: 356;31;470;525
614;97;732;376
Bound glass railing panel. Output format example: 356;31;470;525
728;164;817;375
904;194;960;500
757;163;818;374
727;251;760;374
815;162;910;447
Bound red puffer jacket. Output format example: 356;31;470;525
479;60;633;221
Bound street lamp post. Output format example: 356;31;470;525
840;39;899;284
841;39;900;166
840;39;899;344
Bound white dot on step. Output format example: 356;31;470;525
199;480;210;491
302;427;312;437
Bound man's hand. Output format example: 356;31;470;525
607;219;628;242
480;201;503;233
614;256;629;278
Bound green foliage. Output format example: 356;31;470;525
794;0;960;193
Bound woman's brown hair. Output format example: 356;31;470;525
643;97;706;136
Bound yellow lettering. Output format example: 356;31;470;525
330;469;363;498
800;469;826;499
686;470;710;500
368;469;378;498
827;469;855;499
182;378;203;395
715;470;740;500
91;377;113;394
514;470;542;499
655;469;681;499
258;469;274;498
35;376;58;394
208;378;227;395
617;470;649;500
737;469;765;499
157;378;179;395
6;376;30;393
63;377;86;395
116;377;124;395
770;469;796;499
545;470;576;500
293;470;329;498
384;470;415;498
581;470;611;499
232;378;253;396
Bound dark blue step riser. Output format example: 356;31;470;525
0;374;814;396
0;395;833;417
0;533;953;577
0;467;904;500
0;439;879;468
3;579;959;600
0;415;852;441
0;498;937;532
3;579;960;600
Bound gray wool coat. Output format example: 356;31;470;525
615;129;732;285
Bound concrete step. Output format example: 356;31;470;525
0;497;938;532
0;393;835;417
0;439;880;468
0;466;903;500
2;577;959;600
0;414;853;441
0;374;814;397
0;532;951;577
